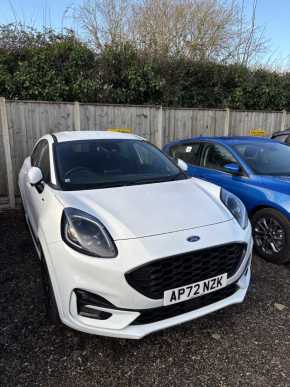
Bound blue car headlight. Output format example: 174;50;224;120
220;188;248;229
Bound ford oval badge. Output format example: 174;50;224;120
187;235;200;242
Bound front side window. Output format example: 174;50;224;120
31;140;51;183
39;143;51;183
31;140;45;166
169;143;201;166
54;139;186;190
233;142;290;176
202;144;237;173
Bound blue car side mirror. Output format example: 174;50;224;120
224;163;241;175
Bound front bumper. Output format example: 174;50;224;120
45;219;253;339
69;266;250;339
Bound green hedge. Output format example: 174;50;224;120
1;32;290;110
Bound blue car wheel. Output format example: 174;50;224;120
252;208;290;264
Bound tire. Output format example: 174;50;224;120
252;208;290;264
40;254;61;324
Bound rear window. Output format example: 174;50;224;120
170;143;201;166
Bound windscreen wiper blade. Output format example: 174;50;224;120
130;175;183;185
96;173;186;188
94;181;133;188
168;172;187;181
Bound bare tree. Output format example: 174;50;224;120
129;0;185;56
180;0;239;61
74;0;130;51
74;0;267;64
129;0;267;64
230;0;267;66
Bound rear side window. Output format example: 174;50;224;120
202;144;237;173
169;143;201;166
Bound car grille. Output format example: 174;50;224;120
125;243;246;299
131;283;238;325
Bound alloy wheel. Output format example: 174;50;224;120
254;216;285;256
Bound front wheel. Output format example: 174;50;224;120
252;208;290;264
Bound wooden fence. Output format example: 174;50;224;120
1;97;289;209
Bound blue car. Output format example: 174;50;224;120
163;136;290;264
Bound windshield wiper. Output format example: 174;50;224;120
93;181;134;188
168;172;187;181
129;173;186;186
84;173;187;189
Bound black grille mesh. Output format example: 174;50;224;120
131;283;238;325
125;243;246;299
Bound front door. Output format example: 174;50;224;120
24;140;51;237
197;142;249;199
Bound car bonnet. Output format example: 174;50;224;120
55;178;233;240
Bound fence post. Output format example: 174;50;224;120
281;109;287;131
224;108;230;136
156;105;163;148
0;97;15;208
74;101;81;131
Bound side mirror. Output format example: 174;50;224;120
224;163;240;175
28;167;43;186
177;158;188;172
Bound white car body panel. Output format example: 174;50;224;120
55;178;232;240
18;131;253;339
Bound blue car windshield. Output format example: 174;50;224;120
233;142;290;176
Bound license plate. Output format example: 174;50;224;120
163;273;228;306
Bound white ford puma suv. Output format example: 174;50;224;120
19;131;252;339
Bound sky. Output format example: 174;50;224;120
0;0;289;66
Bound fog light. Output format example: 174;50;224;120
75;289;113;320
78;305;112;320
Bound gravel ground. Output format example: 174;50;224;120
1;210;290;387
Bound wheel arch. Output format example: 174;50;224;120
37;228;65;318
249;203;290;264
249;203;290;221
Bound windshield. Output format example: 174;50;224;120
233;142;290;176
54;139;185;190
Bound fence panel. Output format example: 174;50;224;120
163;108;227;143
284;113;290;129
80;104;158;143
230;110;282;136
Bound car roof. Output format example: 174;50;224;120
165;136;275;147
194;136;274;144
52;130;145;143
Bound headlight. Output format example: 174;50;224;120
220;188;248;229
61;208;117;258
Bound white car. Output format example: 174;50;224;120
19;131;252;339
